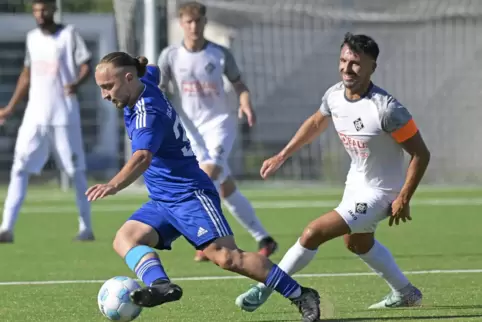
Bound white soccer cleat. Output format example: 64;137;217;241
369;285;422;309
235;285;273;312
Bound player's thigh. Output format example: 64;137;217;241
51;125;86;175
12;125;50;174
335;186;393;234
202;120;236;182
185;127;210;163
166;189;233;250
123;200;182;252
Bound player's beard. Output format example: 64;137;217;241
342;73;358;89
114;100;125;109
37;18;55;29
343;79;357;89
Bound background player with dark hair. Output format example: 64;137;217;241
0;0;93;243
236;32;430;311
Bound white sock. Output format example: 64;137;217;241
259;238;318;289
358;240;410;295
223;189;269;242
72;171;92;232
0;171;29;232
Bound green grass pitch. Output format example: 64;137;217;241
0;186;481;321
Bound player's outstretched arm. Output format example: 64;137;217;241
279;110;330;161
86;150;152;201
108;150;152;191
0;67;30;119
260;110;330;179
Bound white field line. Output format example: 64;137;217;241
1;269;482;286
0;185;479;201
4;198;482;214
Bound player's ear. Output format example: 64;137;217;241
372;61;377;73
125;72;134;82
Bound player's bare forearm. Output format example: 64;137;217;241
8;67;30;109
279;111;330;160
233;81;250;106
108;150;152;192
399;132;431;202
73;63;91;86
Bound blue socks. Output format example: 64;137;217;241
134;257;169;286
265;264;301;298
125;245;169;286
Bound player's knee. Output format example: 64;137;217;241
343;234;374;255
212;248;241;271
201;163;222;180
112;222;156;257
300;225;323;248
220;177;236;198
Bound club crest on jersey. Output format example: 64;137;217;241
355;202;368;214
204;62;216;74
353;118;364;131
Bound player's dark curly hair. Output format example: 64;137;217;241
341;32;380;61
99;52;148;77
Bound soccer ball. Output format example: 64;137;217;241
97;276;143;321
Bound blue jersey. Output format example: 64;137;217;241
123;65;216;202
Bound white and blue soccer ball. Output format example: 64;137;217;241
97;276;143;321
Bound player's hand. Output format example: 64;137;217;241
260;154;286;179
238;104;256;127
64;83;78;96
85;183;118;201
0;105;14;125
388;197;412;226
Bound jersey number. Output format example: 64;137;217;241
173;115;194;157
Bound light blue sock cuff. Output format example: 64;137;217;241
125;245;155;271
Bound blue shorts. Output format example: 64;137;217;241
128;189;233;250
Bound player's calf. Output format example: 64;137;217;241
202;236;321;321
113;220;183;308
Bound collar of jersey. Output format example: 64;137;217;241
343;82;374;103
181;39;209;52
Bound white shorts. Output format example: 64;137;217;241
13;124;86;176
335;186;398;233
186;117;236;183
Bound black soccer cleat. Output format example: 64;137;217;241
129;280;183;308
290;287;321;322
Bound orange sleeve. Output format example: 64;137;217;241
391;119;418;143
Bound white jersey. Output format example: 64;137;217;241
320;82;418;191
157;41;241;131
24;25;91;126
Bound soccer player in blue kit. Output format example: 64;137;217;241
87;52;321;322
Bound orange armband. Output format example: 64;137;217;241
391;119;418;143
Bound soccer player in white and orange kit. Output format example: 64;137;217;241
0;0;93;242
158;2;278;262
236;33;431;311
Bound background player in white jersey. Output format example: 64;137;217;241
0;0;93;243
158;1;278;262
236;33;431;311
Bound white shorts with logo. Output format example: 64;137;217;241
335;186;398;233
185;116;236;183
12;124;86;176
